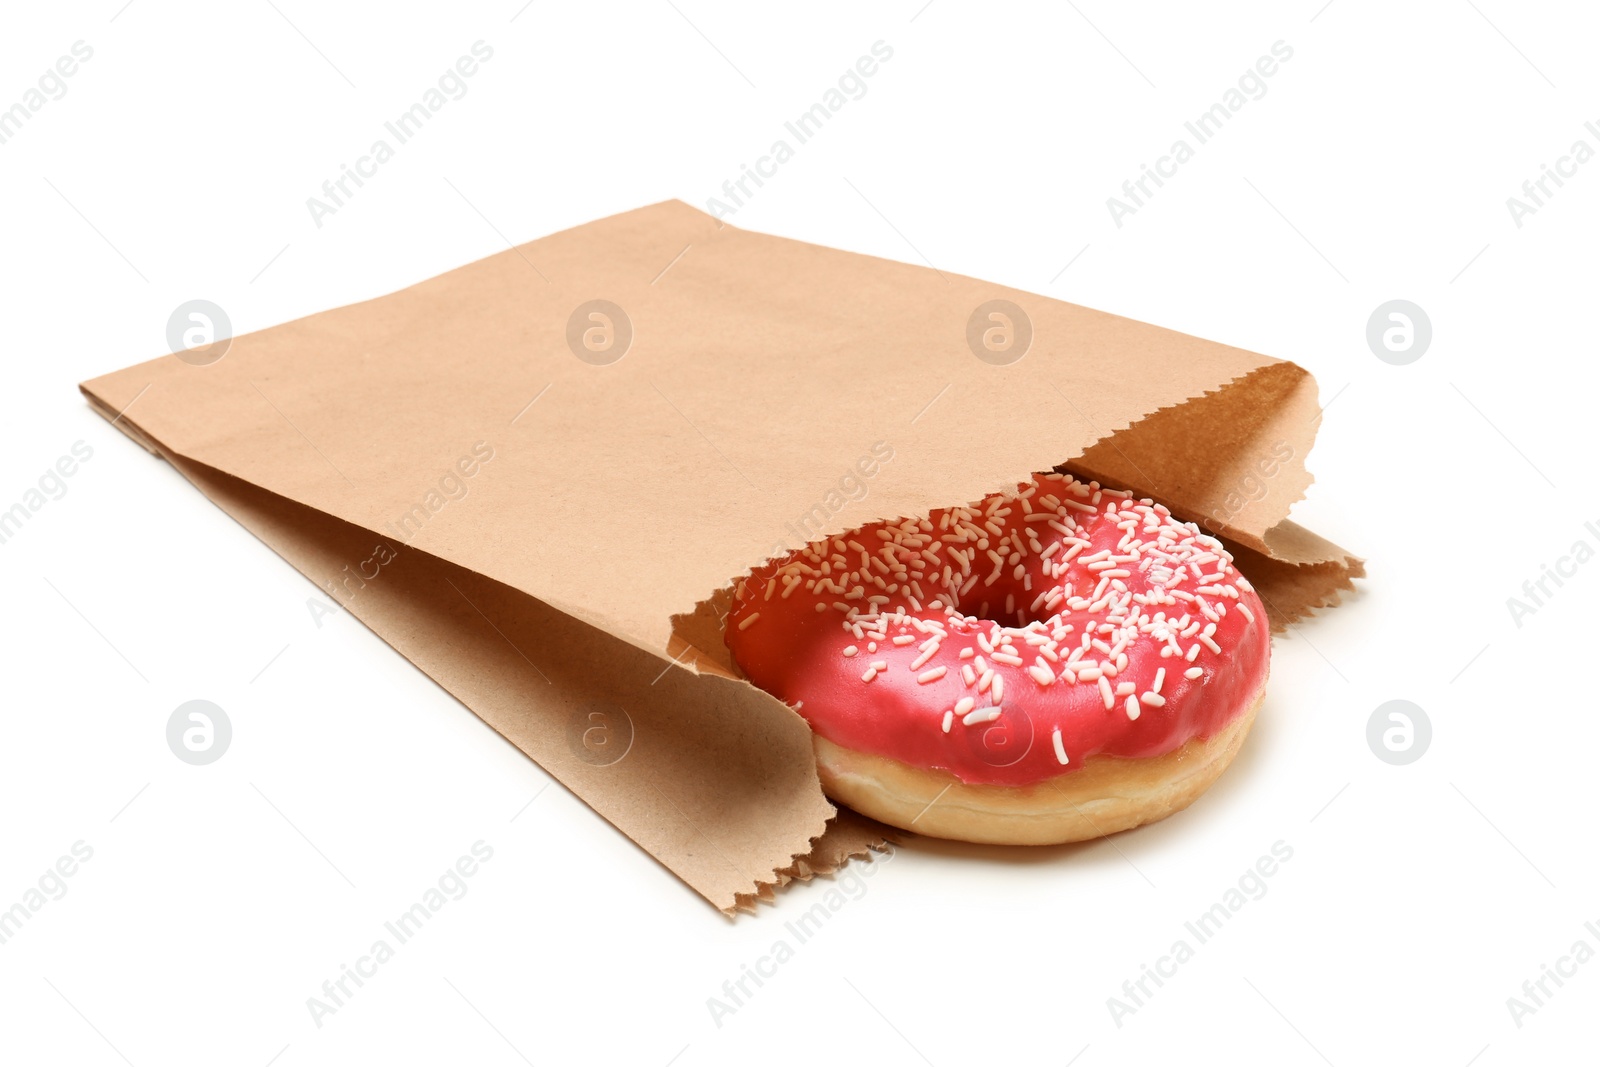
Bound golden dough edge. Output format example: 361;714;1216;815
812;681;1265;846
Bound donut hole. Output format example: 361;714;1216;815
963;582;1050;629
954;567;1097;630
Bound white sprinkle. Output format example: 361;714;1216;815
942;710;953;733
842;645;859;658
963;706;1002;726
737;613;760;631
955;697;976;716
1238;603;1256;625
1098;675;1114;710
1125;695;1141;720
1186;644;1201;662
1140;692;1166;707
992;674;1004;702
1052;727;1069;765
861;668;877;683
871;660;888;672
1185;667;1204;679
1153;667;1166;694
918;667;948;684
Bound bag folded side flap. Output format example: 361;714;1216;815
108;419;855;915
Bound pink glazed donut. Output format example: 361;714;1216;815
724;471;1269;844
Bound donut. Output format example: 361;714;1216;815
723;471;1270;845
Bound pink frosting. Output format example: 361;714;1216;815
725;472;1270;786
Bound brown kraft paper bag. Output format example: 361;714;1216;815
81;201;1361;914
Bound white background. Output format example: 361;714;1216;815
2;1;1596;1063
